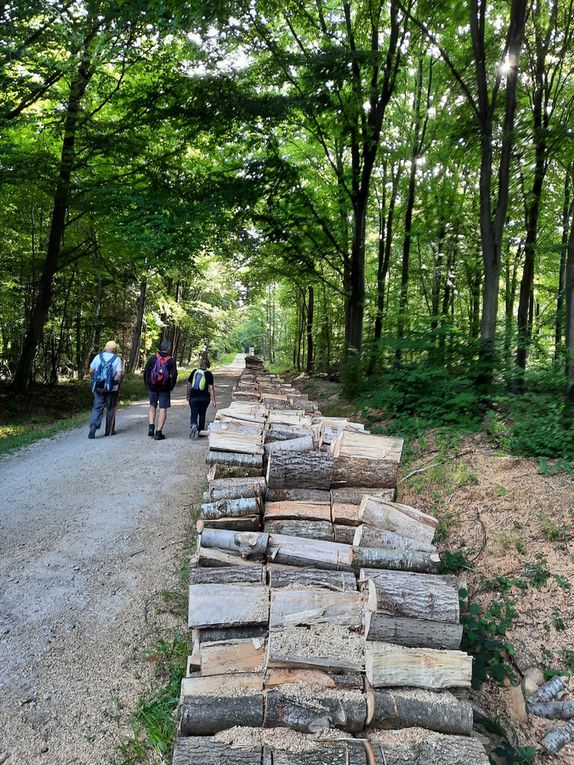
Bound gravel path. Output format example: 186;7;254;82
0;356;243;764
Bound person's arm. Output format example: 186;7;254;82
170;360;178;390
116;357;124;386
143;357;152;387
208;373;216;409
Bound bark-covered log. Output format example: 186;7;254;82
264;501;331;522
353;525;437;553
264;435;313;454
200;496;260;520
205;476;266;503
334;525;358;544
361;570;460;623
331;487;396;505
179;694;264;735
350;546;440;573
173;736;262;765
269;589;363;628
366;729;490;764
264;519;334;541
197;546;259;568
268;566;357;591
541;720;574;754
366;643;472;689
188;583;269;629
364;612;463;650
359;497;438;545
529;700;574;719
207;451;263;470
266;488;331;503
265;685;366;733
200;528;269;560
266;451;333;490
267;534;353;572
372;689;473;735
332;456;398;489
199;516;261;532
188;565;265;585
265;425;313;442
195;624;267;643
527;674;568;703
269;742;366;765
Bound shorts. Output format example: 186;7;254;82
148;390;171;409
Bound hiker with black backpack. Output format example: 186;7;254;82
144;339;178;441
88;340;123;439
187;353;216;439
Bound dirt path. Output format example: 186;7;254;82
0;356;244;765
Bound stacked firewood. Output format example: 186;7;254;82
174;358;491;765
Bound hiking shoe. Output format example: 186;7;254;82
148;424;155;437
154;431;165;441
88;427;96;439
190;425;198;440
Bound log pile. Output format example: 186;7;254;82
173;356;490;764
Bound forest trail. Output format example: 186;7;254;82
0;356;244;764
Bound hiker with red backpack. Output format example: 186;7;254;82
187;353;216;439
144;339;178;441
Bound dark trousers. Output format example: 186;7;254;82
189;396;209;431
90;391;118;433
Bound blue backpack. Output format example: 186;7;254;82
92;353;117;393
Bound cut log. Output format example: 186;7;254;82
199;528;269;560
179;694;264;735
188;584;269;629
264;435;313;454
201;637;265;675
359;496;438;545
365;643;472;689
372;689;473;735
267;566;357;591
207;451;263;470
353;525;437;553
266;488;331;503
265;685;366;733
267;411;313;428
267;741;366;765
529;700;574;719
189;565;265;586
361;569;460;623
269;589;363;628
199;516;261;532
350;546;440;573
206;476;266;502
267;624;365;672
332;455;399;489
197;547;259;568
364;612;463;650
210;421;264;437
333;431;403;462
265;668;363;689
331;503;361;526
195;625;267;643
208;463;263;480
180;672;264;701
200;497;260;520
264;519;334;541
331;487;396;505
541;720;574;754
333;525;357;544
173;736;262;765
527;674;568;703
264;501;331;522
267;451;333;490
265;425;313;442
367;729;490;765
267;534;353;572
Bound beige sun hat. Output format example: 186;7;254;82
104;340;117;352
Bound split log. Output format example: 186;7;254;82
208;463;263;480
210;421;264;437
265;668;363;689
350;546;440;573
188;565;265;586
364;612;463;650
200;497;260;521
268;566;356;591
331;487;396;505
199;528;269;560
264;501;331;522
359;496;438;545
267;451;333;490
527;674;568;703
264;519;334;541
367;729;490;765
264;435;313;454
541;720;574;754
361;569;460;623
269;589;363;628
267;411;313;428
265;685;366;733
201;637;265;675
334;525;357;544
333;431;403;461
173;736;262;765
188;584;269;629
180;672;264;701
331;503;361;526
529;700;574;719
267;624;365;672
179;694;264;735
366;642;472;689
265;425;313;442
268;742;366;765
266;488;331;503
372;689;473;735
199;516;261;532
332;455;399;489
195;625;267;643
267;534;353;572
353;524;437;553
197;546;259;568
207;451;263;471
205;476;266;502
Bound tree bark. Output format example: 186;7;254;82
306;285;314;372
127;280;146;372
372;688;472;735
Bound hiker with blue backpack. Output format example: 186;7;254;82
144;339;178;441
88;340;124;439
187;353;216;439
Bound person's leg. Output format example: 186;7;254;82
154;392;170;440
105;392;118;436
89;391;105;437
198;398;209;432
157;408;167;430
148;392;157;436
190;397;200;436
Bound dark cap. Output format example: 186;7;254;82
160;339;172;353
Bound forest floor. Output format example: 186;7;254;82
0;358;242;765
298;374;574;765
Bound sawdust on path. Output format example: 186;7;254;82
0;358;242;765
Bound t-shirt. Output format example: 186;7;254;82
89;351;123;392
144;352;178;392
188;369;214;397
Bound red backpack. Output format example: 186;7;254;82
150;353;171;387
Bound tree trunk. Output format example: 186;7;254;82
565;197;574;402
556;171;572;359
306;285;314;372
127;280;146;373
